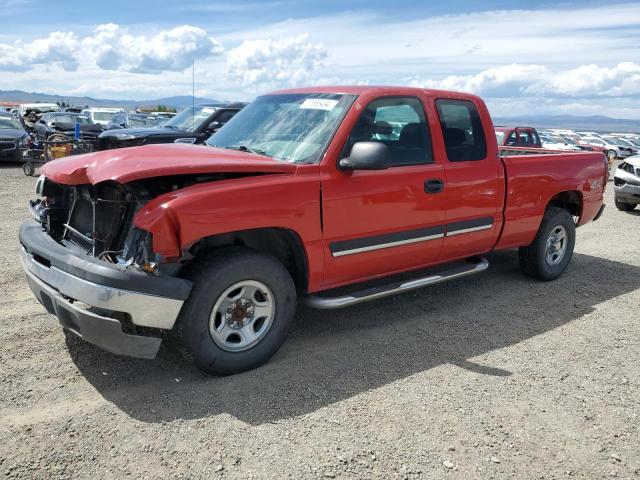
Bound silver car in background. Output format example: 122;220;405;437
614;155;640;211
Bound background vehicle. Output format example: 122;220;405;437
33;112;102;142
106;113;159;130
495;126;542;148
80;108;125;127
149;111;176;119
97;103;246;150
606;136;639;155
583;136;632;159
17;103;60;118
539;133;582;151
21;86;606;376
613;156;640;211
18;103;61;132
0;112;29;162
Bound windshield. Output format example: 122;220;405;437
495;132;505;144
561;136;578;145
93;112;117;122
51;114;90;124
206;93;356;164
129;116;157;127
0;116;21;129
166;106;218;132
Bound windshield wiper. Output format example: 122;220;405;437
226;145;269;156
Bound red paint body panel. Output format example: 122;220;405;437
41;86;607;294
41;143;296;185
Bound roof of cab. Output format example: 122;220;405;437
268;85;485;102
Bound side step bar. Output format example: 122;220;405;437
303;257;489;309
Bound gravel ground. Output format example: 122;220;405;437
0;163;638;479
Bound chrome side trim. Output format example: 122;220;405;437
332;233;444;257
303;257;489;309
20;248;183;329
445;224;493;236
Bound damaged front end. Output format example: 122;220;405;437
20;176;193;359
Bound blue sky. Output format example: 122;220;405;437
0;0;639;117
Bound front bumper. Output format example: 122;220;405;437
614;181;640;204
19;221;193;359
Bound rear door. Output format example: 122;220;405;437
321;95;446;288
432;98;504;259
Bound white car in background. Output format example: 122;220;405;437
600;135;636;158
580;136;630;160
80;108;125;127
613;155;640;211
539;134;582;151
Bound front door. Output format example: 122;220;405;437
321;96;446;288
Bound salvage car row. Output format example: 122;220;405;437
494;125;640;159
0;102;245;170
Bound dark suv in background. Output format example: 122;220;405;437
0;112;29;162
97;103;246;150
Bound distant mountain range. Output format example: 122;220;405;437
493;115;640;133
1;90;639;133
0;90;221;109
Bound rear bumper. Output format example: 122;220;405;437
19;221;193;358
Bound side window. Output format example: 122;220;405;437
532;131;541;147
343;97;432;166
506;131;517;146
435;99;487;162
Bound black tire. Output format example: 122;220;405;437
518;207;576;281
606;150;617;160
177;248;297;375
22;162;35;177
615;198;636;211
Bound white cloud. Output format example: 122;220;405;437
0;23;223;74
0;31;79;71
82;24;223;73
409;62;640;99
226;34;328;91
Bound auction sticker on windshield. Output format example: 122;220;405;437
300;99;339;111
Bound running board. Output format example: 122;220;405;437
303;257;489;309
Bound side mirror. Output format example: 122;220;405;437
174;138;197;145
338;141;390;170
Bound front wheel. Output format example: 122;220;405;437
615;198;637;211
606;150;617;161
519;207;576;281
22;162;35;176
177;248;297;375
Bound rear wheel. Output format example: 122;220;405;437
519;207;576;281
615;198;637;211
177;248;297;375
607;149;617;160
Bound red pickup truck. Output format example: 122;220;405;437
21;86;607;375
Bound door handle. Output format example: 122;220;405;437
424;179;444;194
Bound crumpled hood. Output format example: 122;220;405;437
41;143;297;185
624;154;640;168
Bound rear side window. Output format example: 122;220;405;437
435;99;487;162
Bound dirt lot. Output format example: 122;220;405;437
0;163;638;479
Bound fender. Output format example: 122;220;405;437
133;167;326;292
495;151;605;250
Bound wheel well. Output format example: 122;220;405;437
547;190;582;218
187;228;309;293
